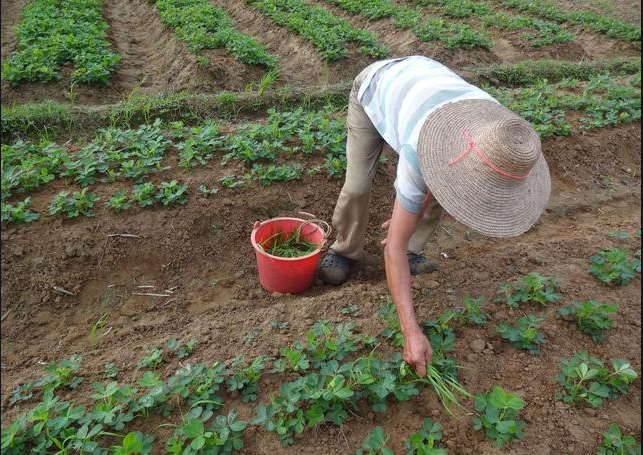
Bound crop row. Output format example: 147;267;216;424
416;0;580;47
321;0;492;50
246;0;389;60
2;258;640;453
491;0;641;46
1;71;640;224
152;0;277;68
1;0;120;85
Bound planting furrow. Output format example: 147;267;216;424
102;0;253;97
211;0;334;86
0;0;29;61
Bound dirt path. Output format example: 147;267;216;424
0;0;28;61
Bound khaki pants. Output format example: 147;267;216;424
330;65;444;260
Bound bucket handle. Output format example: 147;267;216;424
296;212;332;242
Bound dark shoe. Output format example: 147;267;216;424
319;253;352;285
407;253;440;276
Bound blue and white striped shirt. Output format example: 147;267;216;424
357;56;498;212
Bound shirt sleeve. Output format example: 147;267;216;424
394;154;429;213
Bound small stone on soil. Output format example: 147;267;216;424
470;339;485;353
584;408;597;416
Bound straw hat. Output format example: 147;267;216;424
417;99;550;237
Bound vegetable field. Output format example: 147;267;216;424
0;0;641;454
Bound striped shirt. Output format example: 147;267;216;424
357;56;498;213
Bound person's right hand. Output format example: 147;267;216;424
403;327;433;377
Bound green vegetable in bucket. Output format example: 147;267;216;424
259;230;319;258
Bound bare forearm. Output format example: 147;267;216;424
384;245;420;335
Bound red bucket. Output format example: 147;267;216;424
251;217;327;294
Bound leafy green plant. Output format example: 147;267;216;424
165;410;247;455
340;303;360;315
1;0;120;84
198;184;219;196
48;189;99;218
107;189;132;212
131;182;157;208
1;198;39;223
32;355;84;392
556;352;639;407
472;386;526;447
247;0;389;60
112;432;154;455
354;427;394;455
226;356;266;402
497;314;545;354
167;338;197;358
558;300;618;341
589;248;640;285
494;272;562;308
598;424;641;455
378;301;404;347
155;0;277;67
403;419;447;455
459;296;488;325
251;163;302;185
138;348;164;370
104;363;118;380
157;180;188;206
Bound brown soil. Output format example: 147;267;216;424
1;121;641;454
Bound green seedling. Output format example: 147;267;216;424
494;272;562;308
1;198;39;223
589;248;640;285
598;424;641;455
473;386;526;447
165;410;247;455
167;338;197;358
104;363;118;380
131;183;157;208
259;230;318;258
226;356;266;402
355;427;394;455
157;180;188;206
32;355;84;392
556;351;638;407
270;320;290;330
198;184;219;196
48;188;99;218
558;300;618;341
107;189;132;212
458;296;488;325
220;175;245;188
340;303;360;315
497;314;545;355
138;348;164;370
112;432;154;455
378;301;404;347
403;419;447;455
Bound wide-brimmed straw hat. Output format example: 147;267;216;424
417;99;551;237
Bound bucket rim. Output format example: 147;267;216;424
251;217;325;262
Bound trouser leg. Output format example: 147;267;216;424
407;198;445;255
330;70;383;260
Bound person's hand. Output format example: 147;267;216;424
402;327;433;377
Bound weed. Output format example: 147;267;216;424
89;313;111;347
104;363;118;380
494;272;562;309
473;386;526;447
558;300;618;341
198;184;219;196
589;248;640;285
271;320;290;330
